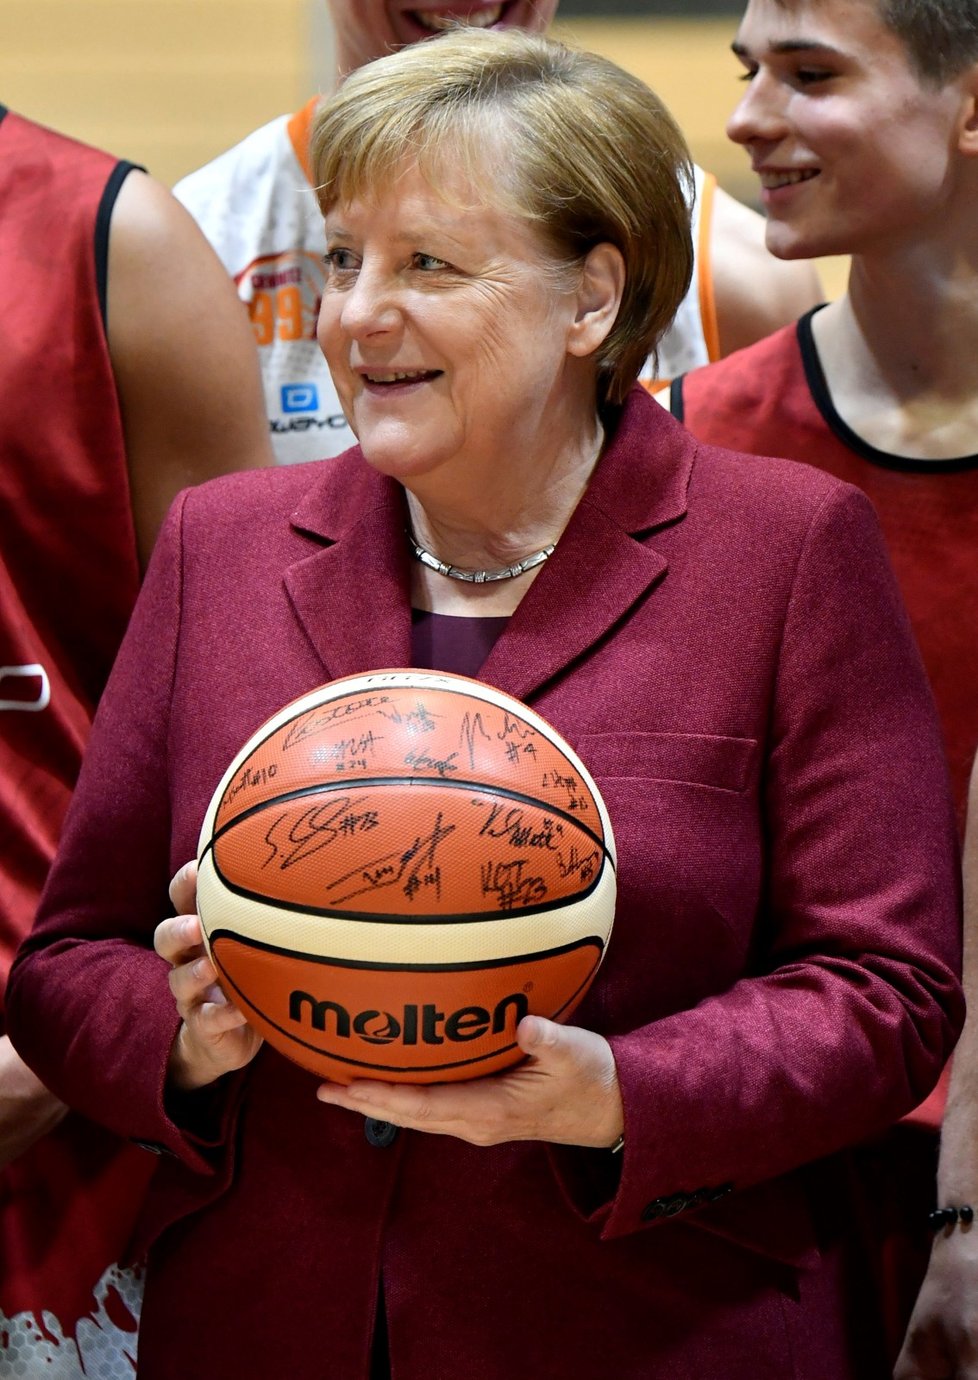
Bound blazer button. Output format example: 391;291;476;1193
641;1198;667;1222
131;1139;166;1156
364;1118;399;1148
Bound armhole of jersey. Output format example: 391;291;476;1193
669;375;685;422
0;105;8;126
287;97;321;187
94;160;141;328
697;172;721;363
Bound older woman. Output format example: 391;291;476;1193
6;28;962;1380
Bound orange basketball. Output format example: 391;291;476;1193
196;669;616;1084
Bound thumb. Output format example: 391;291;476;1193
517;1016;596;1068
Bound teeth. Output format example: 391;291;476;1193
412;5;503;32
759;168;818;190
365;370;429;383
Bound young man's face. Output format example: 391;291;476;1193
327;1;559;75
725;0;974;259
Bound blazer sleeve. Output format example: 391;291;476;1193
6;490;241;1172
558;483;963;1242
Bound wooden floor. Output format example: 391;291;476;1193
0;3;847;297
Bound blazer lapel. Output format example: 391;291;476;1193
283;453;414;681
480;390;695;703
280;389;696;700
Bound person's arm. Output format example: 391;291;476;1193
0;1035;65;1169
4;494;227;1166
0;173;276;1169
894;754;978;1380
106;170;274;569
709;185;824;357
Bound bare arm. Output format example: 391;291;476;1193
709;185;824;358
0;1036;65;1169
106;171;274;569
895;753;978;1379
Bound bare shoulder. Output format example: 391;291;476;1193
709;185;823;356
106;171;273;568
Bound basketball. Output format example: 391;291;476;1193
195;669;616;1084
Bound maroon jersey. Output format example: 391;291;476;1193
676;309;978;826
0;107;141;998
0;107;151;1374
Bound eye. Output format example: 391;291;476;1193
794;67;834;86
325;247;360;273
412;252;450;272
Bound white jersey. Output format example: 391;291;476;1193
175;100;717;466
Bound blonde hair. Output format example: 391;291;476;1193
311;27;694;405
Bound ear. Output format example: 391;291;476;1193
567;243;626;359
956;65;978;157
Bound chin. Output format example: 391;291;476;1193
765;225;837;262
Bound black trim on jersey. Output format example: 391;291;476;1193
0;105;8;127
798;305;978;474
670;375;685;422
94;160;144;327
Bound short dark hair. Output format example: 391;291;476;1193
881;0;978;82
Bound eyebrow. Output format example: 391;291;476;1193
731;38;845;58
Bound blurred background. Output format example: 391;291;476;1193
0;0;846;297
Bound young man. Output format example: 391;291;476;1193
0;106;272;1376
174;0;822;464
666;0;978;1366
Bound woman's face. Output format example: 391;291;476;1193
317;159;591;490
327;1;559;74
726;0;970;259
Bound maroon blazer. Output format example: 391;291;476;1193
8;389;963;1379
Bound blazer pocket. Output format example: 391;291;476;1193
576;732;757;794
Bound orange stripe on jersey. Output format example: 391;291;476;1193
697;172;720;363
287;96;321;187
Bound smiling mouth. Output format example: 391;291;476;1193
363;369;442;385
759;169;819;191
409;4;505;32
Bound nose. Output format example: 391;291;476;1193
338;263;403;341
726;69;788;150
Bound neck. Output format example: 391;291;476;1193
405;414;606;616
810;240;978;458
404;414;605;573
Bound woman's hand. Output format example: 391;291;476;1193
154;860;263;1092
893;1234;978;1378
0;1034;67;1168
316;1014;623;1149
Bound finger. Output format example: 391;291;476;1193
167;951;221;1009
517;1013;562;1059
154;913;204;965
168;859;198;915
517;1016;610;1076
316;1077;482;1138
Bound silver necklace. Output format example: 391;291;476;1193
406;529;556;584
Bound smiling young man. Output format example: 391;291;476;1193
174;0;821;465
666;0;978;1367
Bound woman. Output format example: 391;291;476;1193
6;28;963;1380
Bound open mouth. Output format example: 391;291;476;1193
408;4;506;33
363;369;443;386
758;168;819;191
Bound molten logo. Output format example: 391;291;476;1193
288;991;530;1045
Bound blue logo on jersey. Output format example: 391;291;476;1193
281;383;319;414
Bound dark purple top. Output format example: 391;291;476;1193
410;608;509;678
